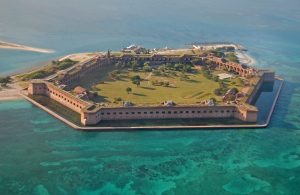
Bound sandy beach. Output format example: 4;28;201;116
192;43;255;66
59;52;99;62
0;40;54;53
192;43;245;50
0;83;23;101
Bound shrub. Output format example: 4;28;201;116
56;58;77;70
0;76;11;84
114;97;122;102
163;81;170;87
214;88;222;96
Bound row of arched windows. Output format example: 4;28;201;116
47;88;83;110
95;109;237;118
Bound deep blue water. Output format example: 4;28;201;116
1;0;300;194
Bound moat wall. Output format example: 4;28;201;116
28;81;90;113
247;71;275;104
28;80;258;126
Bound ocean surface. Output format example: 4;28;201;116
1;0;300;194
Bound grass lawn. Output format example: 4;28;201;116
93;69;224;105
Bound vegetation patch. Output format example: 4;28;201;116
226;52;239;63
20;58;78;80
0;76;12;88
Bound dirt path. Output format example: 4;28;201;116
145;72;153;86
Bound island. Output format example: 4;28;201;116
1;43;284;130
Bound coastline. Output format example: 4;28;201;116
236;51;256;66
191;43;255;66
0;83;22;101
0;95;22;101
0;40;54;54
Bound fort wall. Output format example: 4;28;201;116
81;105;238;125
28;81;90;113
58;57;111;85
246;71;275;104
27;53;275;126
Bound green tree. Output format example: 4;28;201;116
183;64;193;72
0;76;12;84
131;75;141;87
174;63;184;71
126;87;132;94
191;59;201;65
211;97;217;102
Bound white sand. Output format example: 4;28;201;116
59;52;98;62
192;43;243;50
0;83;22;101
192;43;255;66
0;40;54;53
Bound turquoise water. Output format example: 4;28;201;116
1;0;300;194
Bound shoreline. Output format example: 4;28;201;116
0;95;22;101
236;51;256;66
191;43;246;51
0;83;22;101
191;43;255;66
0;40;54;54
5;52;95;78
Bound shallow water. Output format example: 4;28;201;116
1;0;300;194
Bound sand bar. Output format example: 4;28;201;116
0;40;54;53
0;83;22;101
